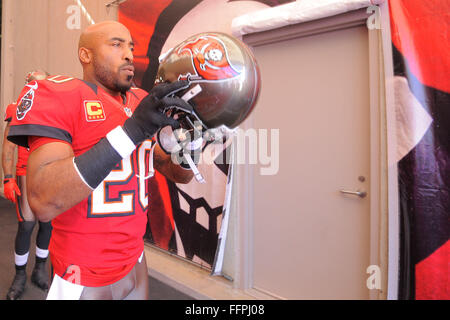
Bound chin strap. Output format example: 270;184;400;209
180;84;205;183
182;152;205;184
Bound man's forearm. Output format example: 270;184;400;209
2;146;15;177
2;125;15;177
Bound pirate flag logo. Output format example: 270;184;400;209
16;82;37;120
177;35;241;82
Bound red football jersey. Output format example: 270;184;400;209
4;102;29;176
8;76;152;286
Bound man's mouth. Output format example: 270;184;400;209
121;65;135;77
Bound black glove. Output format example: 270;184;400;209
123;80;193;145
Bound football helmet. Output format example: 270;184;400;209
155;32;261;131
155;32;261;182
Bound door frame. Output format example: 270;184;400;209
231;7;390;299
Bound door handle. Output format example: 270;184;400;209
339;189;367;198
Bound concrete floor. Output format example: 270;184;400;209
0;197;194;300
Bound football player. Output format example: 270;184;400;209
2;70;52;300
7;21;194;299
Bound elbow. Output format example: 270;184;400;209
28;192;61;222
28;200;52;222
171;168;194;184
176;173;194;184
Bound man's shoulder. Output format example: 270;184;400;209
38;75;85;93
14;76;94;122
31;76;102;107
24;76;89;103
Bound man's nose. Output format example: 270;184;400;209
124;47;133;63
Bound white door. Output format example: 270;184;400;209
250;25;371;299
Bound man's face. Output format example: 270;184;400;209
92;24;135;93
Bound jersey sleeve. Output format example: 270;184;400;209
29;136;72;153
7;79;79;148
3;103;17;123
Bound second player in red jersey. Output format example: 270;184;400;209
4;103;28;177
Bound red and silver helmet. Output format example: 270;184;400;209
155;32;261;132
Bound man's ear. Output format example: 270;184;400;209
79;47;92;64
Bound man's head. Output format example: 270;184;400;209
25;70;48;83
78;21;135;95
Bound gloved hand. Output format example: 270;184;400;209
3;177;21;203
123;80;193;145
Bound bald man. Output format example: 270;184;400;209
7;21;194;300
3;70;53;300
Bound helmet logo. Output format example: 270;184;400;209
178;35;240;81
